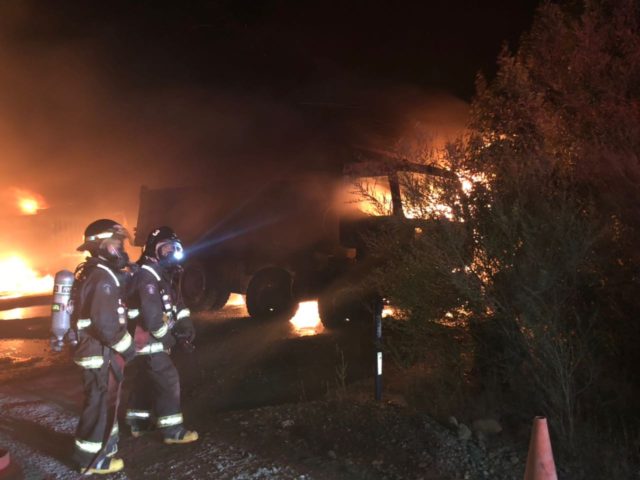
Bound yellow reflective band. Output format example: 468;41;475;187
137;342;166;355
75;438;103;453
126;410;151;419
127;309;140;319
74;356;104;369
112;332;132;353
77;318;92;329
157;414;183;428
111;423;119;436
177;308;191;320
152;324;168;338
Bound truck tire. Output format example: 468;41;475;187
181;260;230;312
318;289;371;330
246;267;297;320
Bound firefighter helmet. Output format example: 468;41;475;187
143;226;184;264
76;219;131;265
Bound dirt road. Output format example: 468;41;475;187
0;304;529;480
0;305;375;479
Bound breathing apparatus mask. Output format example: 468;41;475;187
101;236;130;269
156;239;184;266
143;226;185;270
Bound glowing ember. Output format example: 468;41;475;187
289;300;324;336
13;188;47;215
0;255;53;298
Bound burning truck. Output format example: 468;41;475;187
134;151;455;329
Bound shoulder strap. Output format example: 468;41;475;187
96;263;121;287
69;261;96;328
141;264;161;282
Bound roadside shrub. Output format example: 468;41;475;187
365;0;640;474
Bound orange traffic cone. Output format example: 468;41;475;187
524;416;558;480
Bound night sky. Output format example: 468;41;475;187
24;0;539;98
0;0;539;220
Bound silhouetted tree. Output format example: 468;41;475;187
372;1;640;474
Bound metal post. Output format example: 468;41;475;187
373;296;383;401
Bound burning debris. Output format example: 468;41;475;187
289;301;324;337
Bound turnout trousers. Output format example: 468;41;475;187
72;353;124;468
126;352;184;436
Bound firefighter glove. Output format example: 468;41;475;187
173;317;195;343
161;332;177;350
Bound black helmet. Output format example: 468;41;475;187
77;219;131;266
143;226;184;265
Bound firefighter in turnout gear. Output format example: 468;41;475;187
125;226;198;444
71;219;136;475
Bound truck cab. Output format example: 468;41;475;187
134;150;455;328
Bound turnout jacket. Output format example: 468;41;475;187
72;258;135;369
127;261;191;355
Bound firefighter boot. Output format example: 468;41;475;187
81;457;125;475
163;429;199;445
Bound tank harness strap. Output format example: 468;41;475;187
141;264;161;282
96;263;121;287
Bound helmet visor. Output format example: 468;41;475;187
156;240;184;262
111;224;132;243
77;224;132;252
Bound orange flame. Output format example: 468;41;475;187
227;293;246;306
13;188;47;215
382;304;398;318
289;300;324;336
0;254;53;298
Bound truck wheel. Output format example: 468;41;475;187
246;268;297;320
319;290;371;330
181;261;230;312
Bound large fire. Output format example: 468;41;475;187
351;171;485;220
0;255;53;298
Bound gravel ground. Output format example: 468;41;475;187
0;308;537;479
213;398;528;480
0;369;532;480
0;387;312;479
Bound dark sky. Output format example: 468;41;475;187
0;0;539;220
24;0;538;99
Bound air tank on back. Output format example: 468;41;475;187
50;269;74;352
